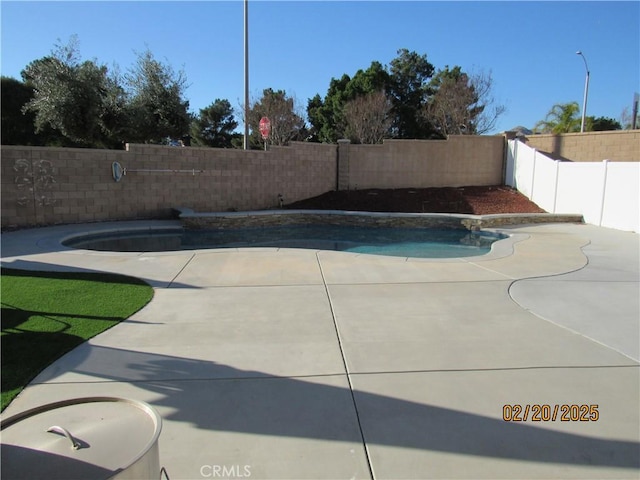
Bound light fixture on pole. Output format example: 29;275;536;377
576;51;590;133
243;0;249;150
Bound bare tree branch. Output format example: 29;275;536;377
247;89;306;147
470;70;506;134
426;68;505;136
343;90;392;144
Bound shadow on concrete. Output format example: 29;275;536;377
34;344;640;470
0;259;199;289
1;266;150;286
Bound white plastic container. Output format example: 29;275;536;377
1;397;163;479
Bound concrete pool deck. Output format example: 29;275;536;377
1;221;639;479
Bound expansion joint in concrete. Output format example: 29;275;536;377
315;252;375;480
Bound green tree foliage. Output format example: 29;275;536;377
307;50;440;142
589;116;621;131
99;68;130;147
1;76;78;147
307;74;352;143
307;62;390;143
1;76;39;145
11;38;192;148
387;49;436;139
125;50;191;143
306;94;326;143
345;61;390;99
21;38;125;148
248;88;306;147
534;102;582;134
190;99;239;148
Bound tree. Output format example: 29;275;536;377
190;99;239;148
534;102;582;134
343;90;392;144
99;66;130;148
589;116;621;131
426;67;476;137
306;94;326;143
465;69;505;134
14;37;195;148
20;37;124;148
345;61;389;99
308;50;508;143
125;49;191;143
307;62;390;143
309;49;437;142
387;48;436;139
425;67;505;137
1;76;39;145
248;88;306;147
307;74;352;143
619;106;638;130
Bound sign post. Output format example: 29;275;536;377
259;116;271;151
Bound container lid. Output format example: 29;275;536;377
1;397;162;480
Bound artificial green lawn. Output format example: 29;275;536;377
1;268;154;411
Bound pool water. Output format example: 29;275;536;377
63;225;505;258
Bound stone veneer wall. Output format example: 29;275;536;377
178;209;584;231
524;130;640;162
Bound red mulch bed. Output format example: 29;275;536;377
284;186;545;215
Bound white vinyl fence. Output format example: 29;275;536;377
506;139;639;232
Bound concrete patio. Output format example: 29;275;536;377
1;221;639;479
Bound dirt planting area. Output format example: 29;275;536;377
285;186;546;215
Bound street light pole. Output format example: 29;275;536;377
243;0;249;150
576;51;590;133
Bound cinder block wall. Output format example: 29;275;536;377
524;130;640;162
2;136;509;229
343;136;505;189
1;142;337;229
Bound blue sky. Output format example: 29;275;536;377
1;1;639;134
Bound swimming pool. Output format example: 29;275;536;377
62;225;506;258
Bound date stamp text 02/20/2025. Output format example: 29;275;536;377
502;404;599;422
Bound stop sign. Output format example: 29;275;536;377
259;117;271;139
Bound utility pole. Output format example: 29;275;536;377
243;0;249;149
